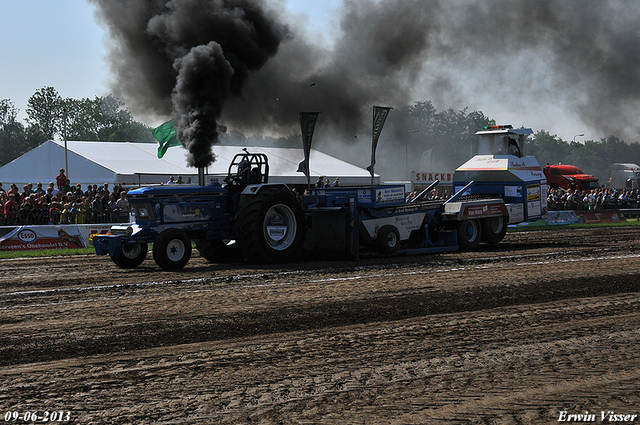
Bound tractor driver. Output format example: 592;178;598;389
508;138;521;157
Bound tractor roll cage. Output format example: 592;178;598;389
225;150;270;186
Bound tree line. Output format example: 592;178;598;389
2;88;639;183
0;87;155;166
387;100;640;183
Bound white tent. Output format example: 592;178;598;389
0;140;378;188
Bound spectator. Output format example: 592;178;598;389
44;186;55;204
56;169;67;191
406;190;418;203
315;175;324;189
60;203;72;224
291;187;301;203
48;182;58;196
8;183;19;198
176;175;184;184
331;178;340;187
19;201;33;224
31;202;43;225
91;195;105;223
73;184;83;201
63;179;72;196
74;200;89;224
100;192;110;221
0;182;4;193
108;194;118;222
167;176;176;184
27;193;37;206
547;191;557;211
35;182;45;197
49;202;62;224
0;191;6;225
4;193;19;225
40;202;50;224
116;191;130;223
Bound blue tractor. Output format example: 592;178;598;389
93;150;306;270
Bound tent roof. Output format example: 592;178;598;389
0;140;376;187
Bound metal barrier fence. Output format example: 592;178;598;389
0;210;131;226
1;209;131;226
619;209;640;220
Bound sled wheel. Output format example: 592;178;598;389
236;187;305;262
457;219;481;251
481;215;508;245
110;243;148;268
377;225;400;254
153;229;192;270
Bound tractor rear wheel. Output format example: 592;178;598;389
194;239;240;263
236;187;305;262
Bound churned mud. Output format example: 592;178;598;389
1;226;640;424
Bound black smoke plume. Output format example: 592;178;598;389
223;0;640;143
89;0;288;167
92;0;640;166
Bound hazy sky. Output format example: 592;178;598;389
1;1;107;121
0;0;616;143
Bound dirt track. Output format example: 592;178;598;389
1;226;640;424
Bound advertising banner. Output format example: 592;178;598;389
0;225;87;251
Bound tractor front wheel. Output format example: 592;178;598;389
153;229;192;270
110;242;148;268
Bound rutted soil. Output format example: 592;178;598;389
1;226;640;424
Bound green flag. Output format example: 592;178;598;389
152;120;181;158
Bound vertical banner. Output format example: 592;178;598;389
297;112;320;189
367;106;393;185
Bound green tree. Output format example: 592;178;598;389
64;95;155;142
528;130;572;166
0;99;19;125
0;99;37;166
26;86;63;140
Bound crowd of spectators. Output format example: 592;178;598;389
0;168;131;226
315;175;340;188
547;187;639;211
